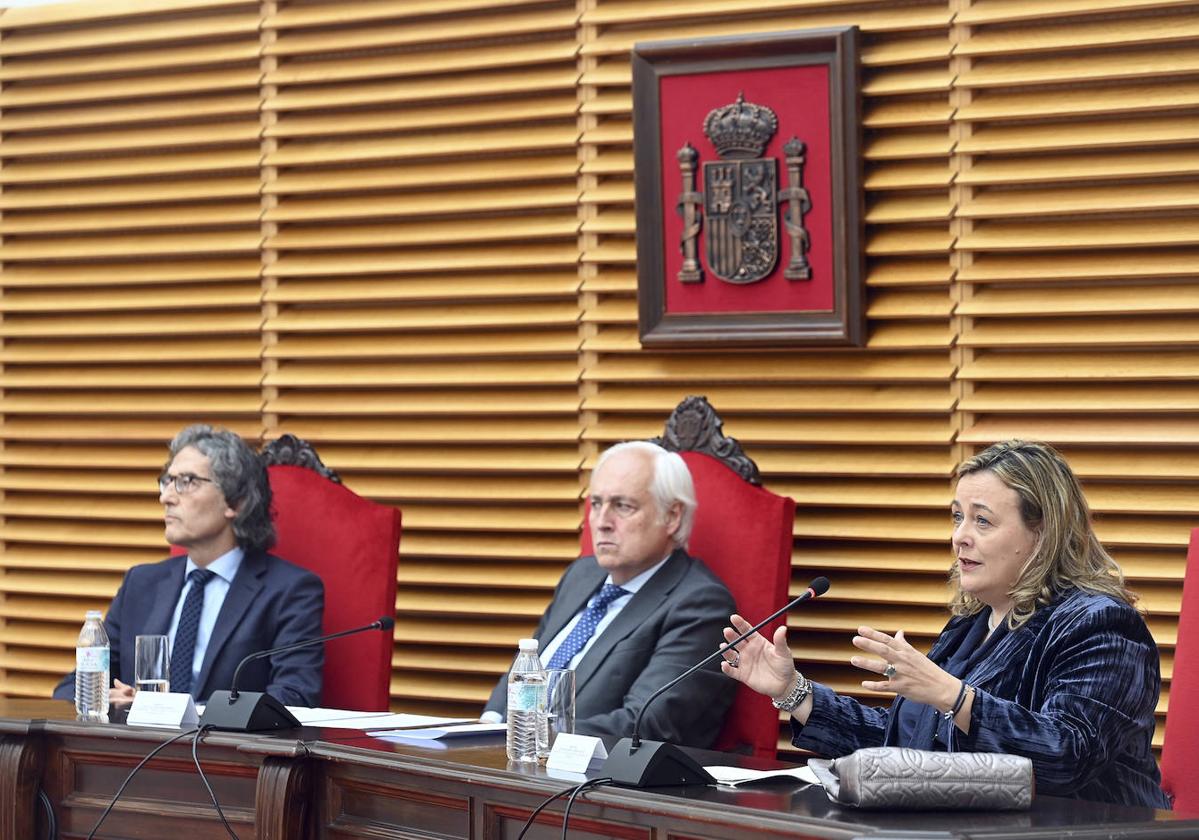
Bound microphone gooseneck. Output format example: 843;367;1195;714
628;576;829;750
227;616;394;701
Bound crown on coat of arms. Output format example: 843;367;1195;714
703;92;778;158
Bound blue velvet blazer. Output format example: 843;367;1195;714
793;588;1170;809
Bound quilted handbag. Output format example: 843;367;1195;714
807;747;1034;810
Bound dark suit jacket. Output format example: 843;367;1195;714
53;550;324;706
484;548;736;749
794;588;1170;809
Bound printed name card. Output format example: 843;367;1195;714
127;691;199;728
546;733;608;773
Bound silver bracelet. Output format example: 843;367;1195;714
771;670;812;712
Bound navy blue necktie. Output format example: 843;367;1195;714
547;583;628;670
170;568;215;696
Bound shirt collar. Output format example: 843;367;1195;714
185;546;245;584
605;551;672;595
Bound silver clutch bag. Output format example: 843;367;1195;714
807;747;1034;810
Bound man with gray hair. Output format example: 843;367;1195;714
483;440;736;748
53;424;324;707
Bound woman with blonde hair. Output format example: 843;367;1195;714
722;440;1169;808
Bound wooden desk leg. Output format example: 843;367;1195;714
256;754;311;840
0;734;44;839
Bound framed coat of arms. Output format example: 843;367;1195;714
632;27;864;346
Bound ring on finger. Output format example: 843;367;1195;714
883;663;897;679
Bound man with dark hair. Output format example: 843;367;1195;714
53;424;324;706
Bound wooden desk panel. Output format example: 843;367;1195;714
4;700;1198;840
306;733;1198;840
0;699;309;839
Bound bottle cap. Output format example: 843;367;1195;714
85;610;103;620
518;638;539;651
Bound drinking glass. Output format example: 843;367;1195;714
134;634;171;693
539;668;575;758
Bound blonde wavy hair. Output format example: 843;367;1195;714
949;440;1135;629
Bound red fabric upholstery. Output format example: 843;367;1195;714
1161;528;1199;814
582;450;795;758
267;465;401;712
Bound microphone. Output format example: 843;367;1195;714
604;576;829;788
199;616;395;731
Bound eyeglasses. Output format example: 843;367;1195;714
158;473;215;495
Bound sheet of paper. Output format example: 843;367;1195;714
373;722;507;741
704;764;819;787
285;707;473;730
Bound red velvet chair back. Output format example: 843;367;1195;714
582;398;795;758
1161;527;1199;814
268;464;401;711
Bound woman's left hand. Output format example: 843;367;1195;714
851;626;960;710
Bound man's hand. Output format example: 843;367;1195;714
110;678;136;705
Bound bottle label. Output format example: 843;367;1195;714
508;682;545;713
77;647;109;672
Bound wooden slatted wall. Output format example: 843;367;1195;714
950;0;1199;748
0;0;1192;755
0;0;269;697
260;0;584;716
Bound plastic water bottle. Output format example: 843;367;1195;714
505;638;547;762
75;610;110;719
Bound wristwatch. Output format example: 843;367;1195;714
771;670;812;712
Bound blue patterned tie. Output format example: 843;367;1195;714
170;568;215;696
547;583;628;670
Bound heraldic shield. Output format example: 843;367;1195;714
674;92;811;287
703;157;778;284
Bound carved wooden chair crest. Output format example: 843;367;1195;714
261;433;341;483
650;394;761;485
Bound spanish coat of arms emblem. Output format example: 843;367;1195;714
676;93;812;286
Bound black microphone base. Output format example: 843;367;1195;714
603;738;715;787
199;691;301;732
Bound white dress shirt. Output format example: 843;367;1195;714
167;547;244;687
482;555;670;722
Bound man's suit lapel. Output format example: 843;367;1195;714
539;562;606;648
573;549;689;695
144;557;187;636
195;550;265;698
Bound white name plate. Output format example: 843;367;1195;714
546;733;607;773
127;691;199;728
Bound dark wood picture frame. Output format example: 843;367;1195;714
632;27;864;347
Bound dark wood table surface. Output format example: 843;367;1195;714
2;698;1194;839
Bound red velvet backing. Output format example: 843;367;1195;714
582;451;795;757
267;465;401;712
1161;528;1199;813
658;65;834;315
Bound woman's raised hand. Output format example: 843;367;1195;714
851;627;959;711
719;613;795;699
